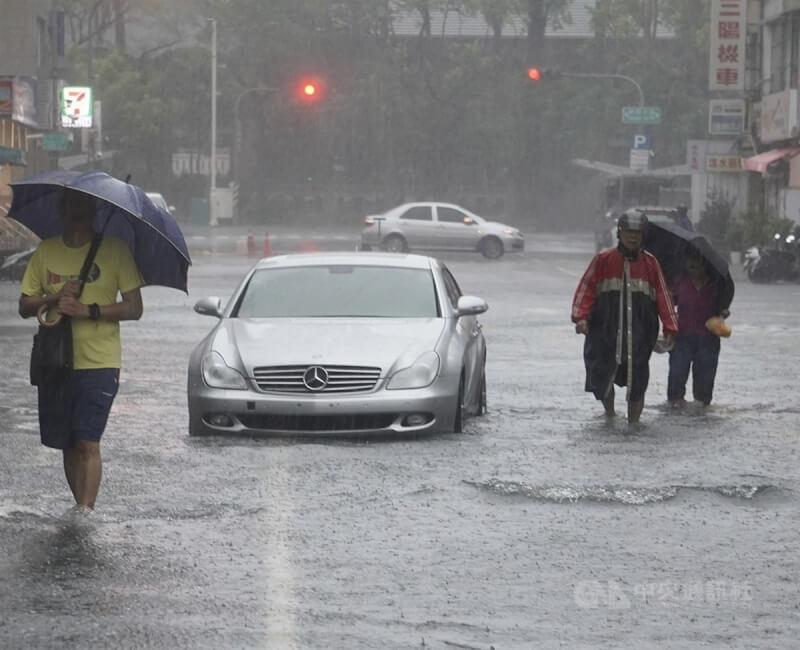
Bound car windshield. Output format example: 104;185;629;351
234;265;440;318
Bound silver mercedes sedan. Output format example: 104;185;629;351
187;252;489;438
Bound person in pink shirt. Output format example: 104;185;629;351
667;247;733;408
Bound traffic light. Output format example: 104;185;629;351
526;67;560;81
294;76;327;105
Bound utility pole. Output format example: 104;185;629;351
209;18;218;227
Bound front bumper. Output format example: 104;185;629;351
188;376;459;438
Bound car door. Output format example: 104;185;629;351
397;205;435;249
441;266;483;408
434;205;481;250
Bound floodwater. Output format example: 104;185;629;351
1;232;798;649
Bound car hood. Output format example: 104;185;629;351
480;220;521;234
213;318;446;376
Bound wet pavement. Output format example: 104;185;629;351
1;231;798;649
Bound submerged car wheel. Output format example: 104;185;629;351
383;234;407;253
476;363;487;416
480;236;504;259
452;375;464;433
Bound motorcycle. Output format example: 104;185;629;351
744;230;800;283
0;247;35;282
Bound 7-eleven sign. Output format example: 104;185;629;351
61;86;93;128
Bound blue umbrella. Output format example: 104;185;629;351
8;170;191;292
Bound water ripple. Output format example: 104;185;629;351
467;478;779;505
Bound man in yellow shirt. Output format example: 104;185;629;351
19;189;143;513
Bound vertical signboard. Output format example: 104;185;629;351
709;0;746;92
11;76;38;127
687;140;709;173
0;78;12;115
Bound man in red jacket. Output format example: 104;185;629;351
571;211;678;423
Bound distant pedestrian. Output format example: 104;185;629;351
572;211;679;423
667;247;733;408
674;204;694;231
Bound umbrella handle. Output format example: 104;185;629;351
37;304;62;327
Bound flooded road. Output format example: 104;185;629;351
1;234;798;649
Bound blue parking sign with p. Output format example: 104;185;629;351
632;134;651;150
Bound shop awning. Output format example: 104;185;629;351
742;148;800;174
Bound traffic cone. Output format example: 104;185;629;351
300;240;320;253
246;231;256;257
262;231;273;257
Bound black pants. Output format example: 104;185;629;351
667;334;721;405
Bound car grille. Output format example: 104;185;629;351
252;365;381;393
238;412;397;432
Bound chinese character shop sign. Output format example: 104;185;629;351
709;0;746;92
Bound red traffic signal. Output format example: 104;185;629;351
526;67;560;81
295;76;327;104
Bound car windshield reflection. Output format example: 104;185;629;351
234;265;440;318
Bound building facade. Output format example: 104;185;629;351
745;0;800;222
0;0;65;206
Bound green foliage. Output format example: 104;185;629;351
696;192;735;255
61;0;711;224
726;210;796;252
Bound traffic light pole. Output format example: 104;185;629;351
555;71;644;108
209;18;217;227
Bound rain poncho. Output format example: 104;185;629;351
572;246;678;402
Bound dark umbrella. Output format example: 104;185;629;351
8;170;191;292
645;219;734;312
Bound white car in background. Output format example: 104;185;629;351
146;192;176;216
360;201;524;259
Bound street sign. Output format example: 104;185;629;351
708;99;745;135
621;106;662;125
42;132;69;152
632;134;651;150
629;148;650;172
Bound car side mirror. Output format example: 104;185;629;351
456;295;488;316
463;217;475;226
194;296;223;318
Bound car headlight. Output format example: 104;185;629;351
387;351;440;390
201;351;248;390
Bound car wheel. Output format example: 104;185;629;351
453;374;464;433
383;234;407;253
480;237;504;259
476;363;487;416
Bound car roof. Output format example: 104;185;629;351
381;202;480;217
253;251;437;271
623;206;676;222
626;205;676;215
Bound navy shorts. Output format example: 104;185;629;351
39;369;119;449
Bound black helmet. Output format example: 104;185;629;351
617;210;649;233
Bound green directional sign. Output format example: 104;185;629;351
621;106;662;125
43;133;69;152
